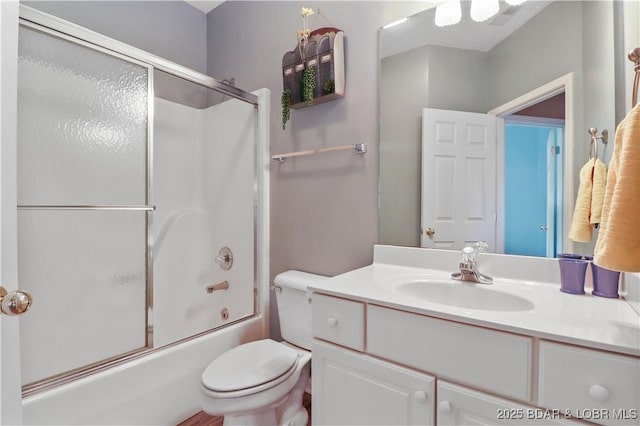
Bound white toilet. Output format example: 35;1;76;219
200;270;327;426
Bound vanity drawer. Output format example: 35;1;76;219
367;305;533;401
538;341;640;425
312;293;365;351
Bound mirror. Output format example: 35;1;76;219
379;0;620;257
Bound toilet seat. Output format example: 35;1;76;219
201;339;300;398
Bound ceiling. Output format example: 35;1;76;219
381;0;551;58
184;0;224;14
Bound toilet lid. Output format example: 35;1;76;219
201;339;299;392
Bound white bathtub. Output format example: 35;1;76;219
23;316;267;425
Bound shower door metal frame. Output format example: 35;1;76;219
19;5;259;107
18;5;263;398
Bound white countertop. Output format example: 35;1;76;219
309;246;640;357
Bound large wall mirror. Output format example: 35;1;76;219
379;0;635;258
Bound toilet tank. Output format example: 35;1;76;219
274;270;328;351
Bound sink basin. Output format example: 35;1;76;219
396;280;535;312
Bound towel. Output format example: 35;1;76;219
568;158;602;242
589;158;607;225
594;104;640;272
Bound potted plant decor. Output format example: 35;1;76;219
280;7;345;128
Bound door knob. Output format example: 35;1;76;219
0;286;33;316
540;225;548;231
425;227;436;237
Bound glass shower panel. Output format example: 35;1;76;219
16;23;150;387
152;70;256;347
17;25;147;206
18;210;147;385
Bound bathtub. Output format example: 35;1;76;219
22;315;267;425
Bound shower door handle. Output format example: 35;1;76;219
0;286;33;316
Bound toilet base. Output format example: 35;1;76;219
221;363;310;426
223;408;278;426
276;363;310;426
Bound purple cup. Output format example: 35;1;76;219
558;253;584;260
592;264;620;298
558;259;588;294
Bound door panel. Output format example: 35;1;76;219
437;381;577;425
313;340;435;426
504;125;548;257
421;108;496;250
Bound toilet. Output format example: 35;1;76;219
200;270;327;426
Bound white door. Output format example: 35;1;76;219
1;1;25;424
421;108;496;250
312;339;435;425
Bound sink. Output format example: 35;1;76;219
396;280;535;312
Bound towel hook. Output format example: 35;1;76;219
588;128;608;160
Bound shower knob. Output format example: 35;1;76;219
215;247;233;271
0;286;33;316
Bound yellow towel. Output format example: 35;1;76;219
568;158;598;242
589;158;607;225
594;104;640;272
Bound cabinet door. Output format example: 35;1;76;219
437;381;578;425
312;339;435;426
538;341;640;426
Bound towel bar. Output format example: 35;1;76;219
272;143;367;162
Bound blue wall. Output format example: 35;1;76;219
504;125;550;257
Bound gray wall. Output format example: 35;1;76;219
379;47;428;247
23;1;207;73
379;44;489;247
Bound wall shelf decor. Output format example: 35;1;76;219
282;27;345;110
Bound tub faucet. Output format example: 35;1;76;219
451;242;493;284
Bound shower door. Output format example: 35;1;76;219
16;23;151;387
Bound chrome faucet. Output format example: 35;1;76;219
451;242;493;284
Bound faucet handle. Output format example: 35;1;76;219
461;246;477;266
474;241;489;253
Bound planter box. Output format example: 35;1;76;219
282;27;345;109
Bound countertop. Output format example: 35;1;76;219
309;246;640;357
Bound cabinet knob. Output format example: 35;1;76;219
413;390;428;403
326;317;338;328
438;400;453;414
589;384;610;402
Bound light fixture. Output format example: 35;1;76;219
470;0;500;22
435;0;462;27
505;0;527;5
382;18;408;30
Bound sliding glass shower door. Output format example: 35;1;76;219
16;12;261;395
17;24;151;386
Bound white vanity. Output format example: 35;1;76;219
310;245;640;425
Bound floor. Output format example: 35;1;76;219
177;393;312;426
177;411;223;426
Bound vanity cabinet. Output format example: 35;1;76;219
538;341;640;426
313;339;436;425
437;381;572;425
367;304;532;401
312;293;638;426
